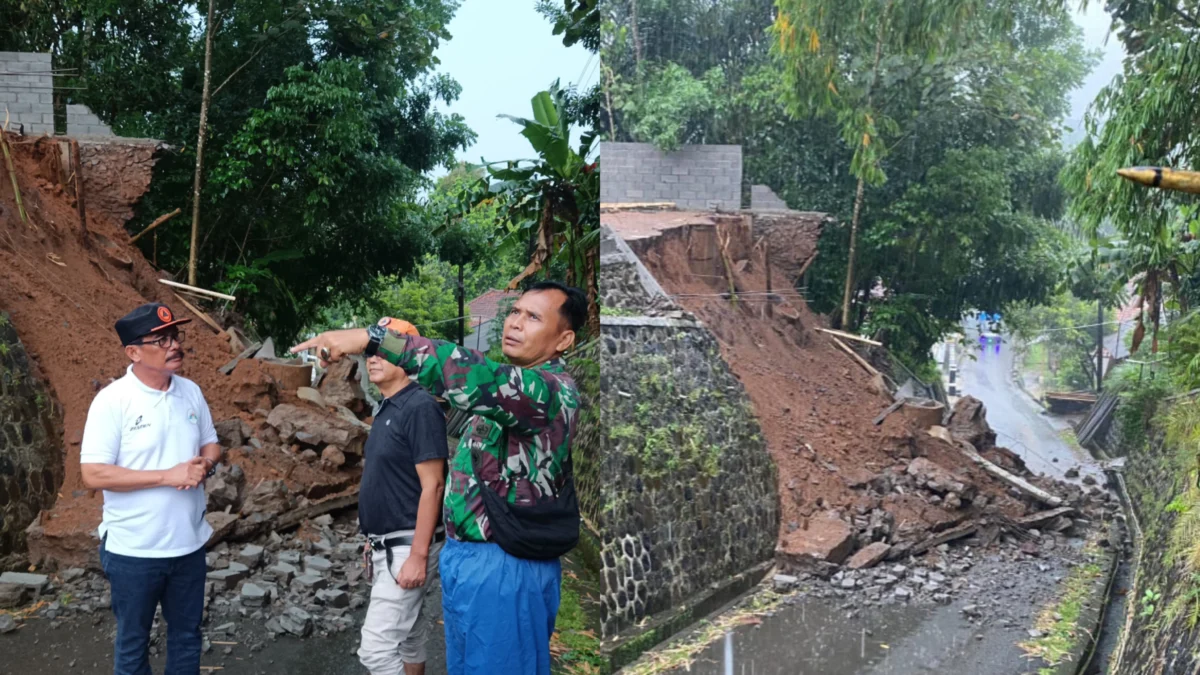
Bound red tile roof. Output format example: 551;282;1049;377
468;289;519;322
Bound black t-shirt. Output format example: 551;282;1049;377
358;382;449;535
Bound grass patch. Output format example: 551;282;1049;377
623;589;786;675
1019;554;1106;667
551;555;604;675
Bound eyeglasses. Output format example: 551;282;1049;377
136;330;185;349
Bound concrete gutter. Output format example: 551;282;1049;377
1056;522;1124;675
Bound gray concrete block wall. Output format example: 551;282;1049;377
66;104;113;137
751;184;789;211
0;52;54;135
1;52;114;136
601;142;743;210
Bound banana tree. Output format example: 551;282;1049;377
452;82;600;338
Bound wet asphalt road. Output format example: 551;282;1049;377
671;331;1097;675
961;331;1103;484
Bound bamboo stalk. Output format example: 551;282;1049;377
130;208;183;243
817;327;883;346
69;139;87;238
0;115;31;227
158;278;237;301
830;335;880;377
173;292;224;334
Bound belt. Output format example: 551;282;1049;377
368;530;446;551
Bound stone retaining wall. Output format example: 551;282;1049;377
0;312;65;566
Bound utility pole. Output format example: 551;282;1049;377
458;263;465;346
1096;297;1104;392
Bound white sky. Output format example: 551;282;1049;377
430;0;597;178
1066;3;1126;136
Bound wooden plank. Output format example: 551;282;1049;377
909;521;979;555
158;278;236;301
873;400;905;425
829;336;881;377
173;292;224;335
1017;507;1075;528
817;327;883;346
952;438;1064;507
218;341;263;375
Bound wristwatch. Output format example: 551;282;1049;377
203;457;218;479
365;321;388;357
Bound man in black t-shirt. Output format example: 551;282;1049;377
356;319;448;675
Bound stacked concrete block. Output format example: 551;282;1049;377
0;52;54;135
600;142;744;210
66;104;114;137
751;184;790;211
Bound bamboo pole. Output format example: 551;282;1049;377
0;116;31;227
130;208;182;243
158;278;236;301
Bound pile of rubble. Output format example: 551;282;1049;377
2;512;373;646
771;395;1118;606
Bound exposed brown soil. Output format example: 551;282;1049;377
628;214;1036;557
0;132;352;562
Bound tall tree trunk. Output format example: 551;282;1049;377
839;0;893;329
188;0;216;287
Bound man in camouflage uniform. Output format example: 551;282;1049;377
293;280;585;675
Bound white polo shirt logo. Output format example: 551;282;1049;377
188;410;199;424
129;415;151;432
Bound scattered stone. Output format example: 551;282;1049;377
279;607;313;637
316;589;350;608
321;445;346;469
240;583;271;608
214;622;236;634
336;543;362;560
60;568;87;584
304;556;333;573
0;583;29;609
1064;467;1080;479
1083;474;1098;486
238;545;265;568
847;542;892;570
278;551;302;565
840;577;857;589
894;587;913;599
0;614;17;634
772;574;799;592
1028;629;1044;639
349;595;367;610
296;387;328;408
312;515;334;527
241;480;293;517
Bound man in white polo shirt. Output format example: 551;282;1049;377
81;303;221;675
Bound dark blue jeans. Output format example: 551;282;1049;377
99;538;207;675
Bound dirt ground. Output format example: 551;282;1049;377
630;215;1032;553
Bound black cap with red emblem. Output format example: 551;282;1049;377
115;303;192;346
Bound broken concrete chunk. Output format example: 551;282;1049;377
772;574;799;592
265;562;297;586
846;542;892;570
240;583;271;608
0;614;16;634
266;404;369;455
316;589;350;608
277;551;302;565
237;544;264;568
304;556;333;573
292;574;328;592
59;568;87;584
279;606;313;637
776;512;856;569
240;480;293;517
205;568;246;591
0;572;48;594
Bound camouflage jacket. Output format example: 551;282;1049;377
378;331;579;542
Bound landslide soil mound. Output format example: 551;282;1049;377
0;132;350;554
634;217;1032;554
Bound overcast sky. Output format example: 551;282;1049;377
430;0;597;178
1066;3;1126;135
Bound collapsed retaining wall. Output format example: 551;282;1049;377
598;226;778;663
0;312;64;566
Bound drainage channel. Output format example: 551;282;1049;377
1079;466;1140;675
